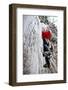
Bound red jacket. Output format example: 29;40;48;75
42;31;52;40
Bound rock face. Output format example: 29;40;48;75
23;15;57;74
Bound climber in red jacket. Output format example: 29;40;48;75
42;26;53;68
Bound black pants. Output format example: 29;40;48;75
45;54;50;67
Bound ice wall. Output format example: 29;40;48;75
23;15;44;74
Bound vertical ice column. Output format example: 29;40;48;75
23;15;43;74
